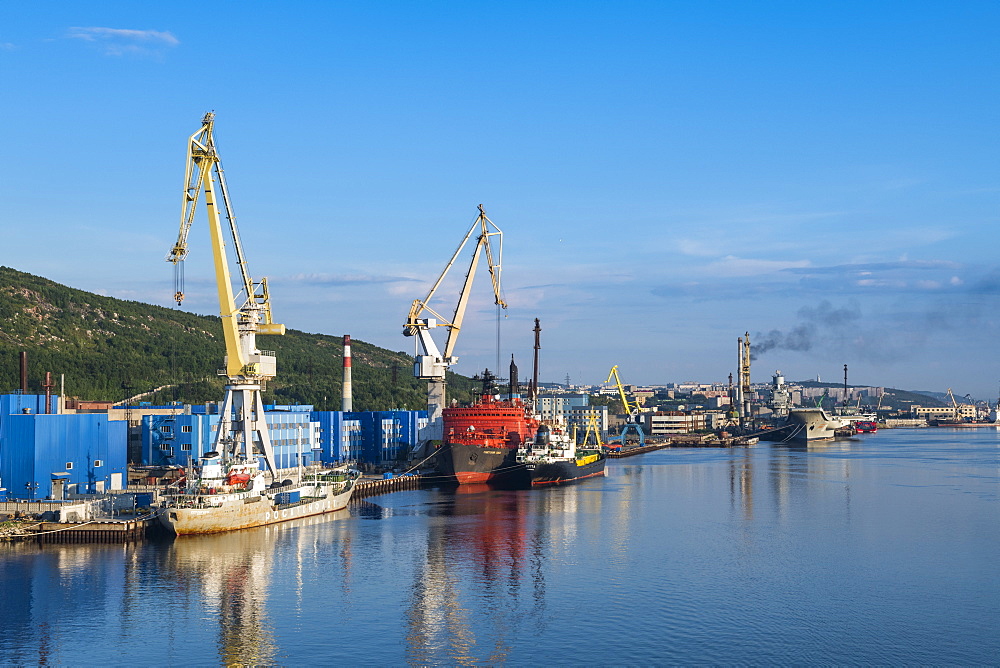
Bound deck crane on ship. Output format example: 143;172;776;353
166;111;286;475
403;204;505;442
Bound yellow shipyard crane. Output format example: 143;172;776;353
166;112;286;474
403;204;505;438
604;365;645;447
946;388;959;420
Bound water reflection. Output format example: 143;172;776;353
5;431;997;665
0;542;129;664
404;486;527;665
763;440;859;522
398;483;608;665
159;510;350;666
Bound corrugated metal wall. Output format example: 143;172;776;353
0;393;58;418
0;413;126;499
138;408;427;469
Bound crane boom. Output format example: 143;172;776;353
605;365;639;418
404;204;505;430
166;112;285;474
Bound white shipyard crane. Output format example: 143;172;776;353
166;112;286;474
403;204;505;438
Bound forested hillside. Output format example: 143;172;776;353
0;266;479;410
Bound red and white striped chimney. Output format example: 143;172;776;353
342;334;353;412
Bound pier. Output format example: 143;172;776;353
351;473;426;500
26;517;157;544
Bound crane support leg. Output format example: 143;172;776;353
212;382;277;475
620;423;645;446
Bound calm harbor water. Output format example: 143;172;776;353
2;428;999;665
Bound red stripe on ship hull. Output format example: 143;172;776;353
455;471;494;484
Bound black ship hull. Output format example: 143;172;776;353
439;443;523;484
526;454;606;486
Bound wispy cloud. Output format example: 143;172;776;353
66;27;178;56
703;256;811;277
283;272;420;287
787;259;970;295
783;260;961;275
0;42;15;51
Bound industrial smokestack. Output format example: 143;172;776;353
532;318;541;403
19;351;27;393
509;355;519;400
43;372;54;415
341;335;353;412
843;363;849;405
735;337;743;424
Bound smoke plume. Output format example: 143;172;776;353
751;301;861;360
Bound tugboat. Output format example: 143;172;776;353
439;365;538;484
516;423;606;486
853;420;878;433
158;452;359;535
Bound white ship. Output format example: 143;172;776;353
158;451;359;536
784;407;849;441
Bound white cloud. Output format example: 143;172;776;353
283;272;419;286
703;256;810;277
66;27;179;56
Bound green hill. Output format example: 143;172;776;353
0;266;479;410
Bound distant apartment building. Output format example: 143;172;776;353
640;411;707;435
631;389;655;405
707;396;732;409
564;404;609;438
536;394;609;438
799;386;884;401
535;394;589;421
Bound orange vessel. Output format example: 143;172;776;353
440;371;538;484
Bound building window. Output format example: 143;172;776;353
66;462;73;470
160;426;172;433
181;443;192;451
94;460;103;467
181;425;192;433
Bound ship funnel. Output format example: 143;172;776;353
509;355;520;400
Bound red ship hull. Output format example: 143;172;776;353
440;394;538;484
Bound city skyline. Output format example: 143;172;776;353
2;2;998;396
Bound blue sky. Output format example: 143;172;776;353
2;1;998;397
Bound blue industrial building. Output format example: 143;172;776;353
0;391;430;499
310;410;428;466
142;407;427;469
142;405;322;470
0;393;58;417
311;411;364;463
0;394;127;500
